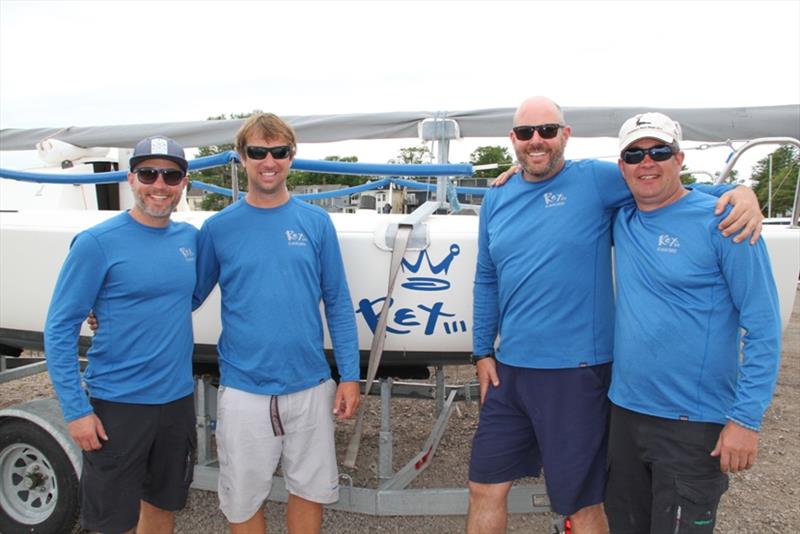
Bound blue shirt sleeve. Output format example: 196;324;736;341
44;233;106;422
318;216;360;382
592;160;634;210
193;222;219;311
690;183;735;196
713;221;782;430
472;189;499;355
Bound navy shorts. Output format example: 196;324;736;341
606;404;729;534
80;394;196;533
469;361;611;515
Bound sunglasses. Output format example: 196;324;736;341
512;123;564;141
245;145;293;160
134;167;185;186
621;144;676;165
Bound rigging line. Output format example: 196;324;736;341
761;160;799;212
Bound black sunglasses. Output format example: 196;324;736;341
134;167;185;186
512;123;564;141
621;144;676;165
245;145;293;160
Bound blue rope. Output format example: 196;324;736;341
193;177;489;199
0;151;473;184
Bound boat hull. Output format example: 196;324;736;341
1;210;797;369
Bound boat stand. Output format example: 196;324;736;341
190;368;554;516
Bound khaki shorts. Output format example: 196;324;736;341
216;380;338;523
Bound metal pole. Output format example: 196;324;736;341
194;377;212;465
768;154;773;218
230;161;239;203
378;378;394;483
435;365;445;417
436;139;450;205
791;166;800;228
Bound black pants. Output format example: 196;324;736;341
605;404;729;534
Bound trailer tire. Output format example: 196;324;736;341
0;419;80;534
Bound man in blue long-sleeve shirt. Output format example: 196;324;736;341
192;113;360;534
605;112;781;533
45;136;196;534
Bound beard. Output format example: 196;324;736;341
134;192;179;219
516;142;566;181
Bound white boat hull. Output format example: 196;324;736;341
1;210;797;368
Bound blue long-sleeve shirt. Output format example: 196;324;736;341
472;160;735;369
193;197;359;394
610;191;781;430
472;160;630;367
44;212;196;422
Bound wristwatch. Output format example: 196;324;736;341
470;353;495;365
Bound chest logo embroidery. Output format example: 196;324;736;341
178;247;195;261
286;230;308;246
657;234;680;254
543;192;567;208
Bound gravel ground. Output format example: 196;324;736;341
1;289;798;533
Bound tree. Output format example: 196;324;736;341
680;164;697;185
470;146;513;179
196;111;259;211
390;145;432;165
750;145;799;217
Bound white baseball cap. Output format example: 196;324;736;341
618;112;682;151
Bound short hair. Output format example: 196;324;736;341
235;113;297;159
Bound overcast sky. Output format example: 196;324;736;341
1;0;798;177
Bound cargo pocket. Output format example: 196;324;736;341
672;474;729;533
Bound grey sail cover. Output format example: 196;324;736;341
1;105;798;150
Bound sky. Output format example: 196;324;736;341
1;0;798;180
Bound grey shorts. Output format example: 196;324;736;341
216;380;338;523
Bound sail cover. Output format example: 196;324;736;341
1;105;798;150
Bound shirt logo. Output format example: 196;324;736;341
178;247;195;261
657;234;680;254
286;230;308;246
543;191;567;208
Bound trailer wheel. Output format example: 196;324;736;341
0;420;80;534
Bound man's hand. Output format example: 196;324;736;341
491;164;520;187
333;381;360;420
86;310;98;332
67;413;108;451
715;185;764;244
710;420;759;473
475;358;500;404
